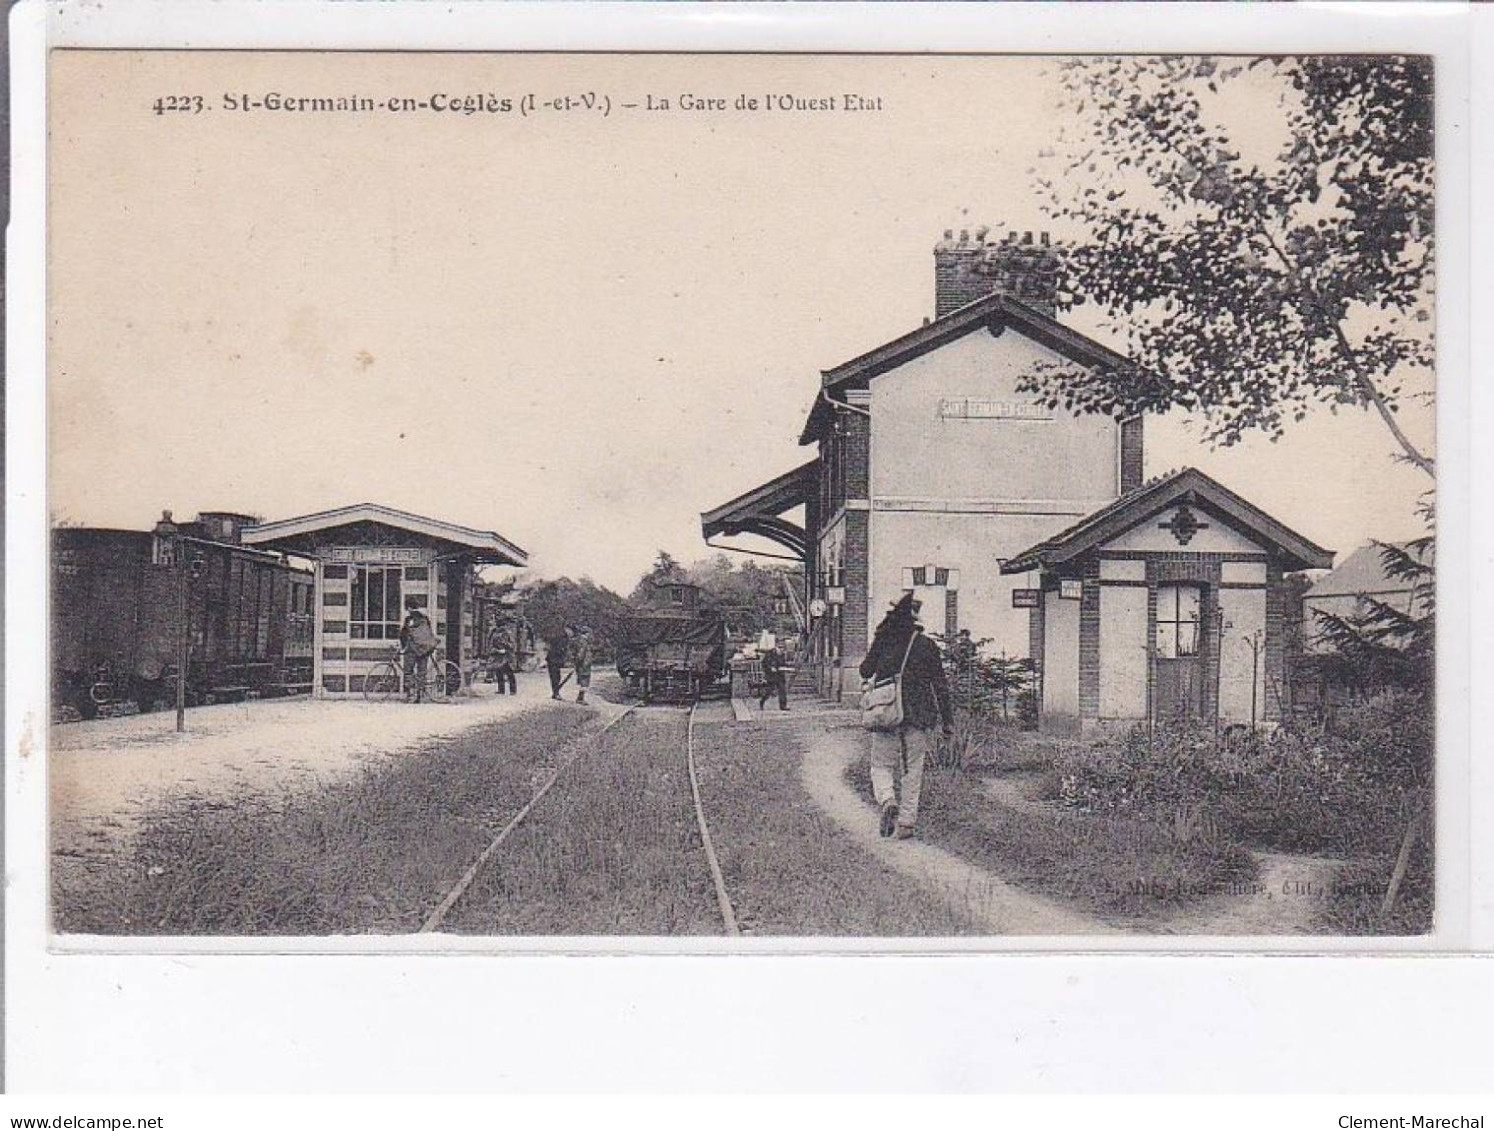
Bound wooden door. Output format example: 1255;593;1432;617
1154;583;1204;722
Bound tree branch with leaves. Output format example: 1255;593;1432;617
1021;55;1435;476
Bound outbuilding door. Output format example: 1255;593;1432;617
1154;583;1204;721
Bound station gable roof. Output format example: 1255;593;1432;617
1000;467;1333;575
699;459;818;560
242;503;528;566
799;292;1137;445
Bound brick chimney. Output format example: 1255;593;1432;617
933;227;1063;319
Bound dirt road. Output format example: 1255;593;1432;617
801;724;1118;936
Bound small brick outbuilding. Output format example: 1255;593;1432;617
1001;467;1332;732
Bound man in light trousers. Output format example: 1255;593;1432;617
860;593;954;839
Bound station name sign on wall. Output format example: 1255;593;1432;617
325;546;430;565
939;398;1054;422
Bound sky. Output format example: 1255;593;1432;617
48;51;1435;593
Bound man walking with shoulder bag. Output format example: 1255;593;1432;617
859;593;953;839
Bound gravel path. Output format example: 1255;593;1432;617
801;724;1118;937
1157;851;1347;936
979;769;1346;936
49;673;601;841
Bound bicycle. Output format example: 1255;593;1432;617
363;646;464;704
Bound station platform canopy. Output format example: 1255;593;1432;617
242;503;528;567
700;460;817;560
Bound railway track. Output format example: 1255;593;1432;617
419;701;740;936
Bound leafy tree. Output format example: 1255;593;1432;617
1019;55;1434;476
510;575;632;661
626;551;801;640
628;549;688;603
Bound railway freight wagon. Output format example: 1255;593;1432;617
51;514;314;718
616;580;729;703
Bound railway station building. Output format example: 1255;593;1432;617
703;228;1143;698
243;504;528;698
702;229;1334;730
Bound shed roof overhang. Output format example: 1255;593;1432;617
999;467;1334;575
242;503;528;567
700;460;817;560
798;291;1140;445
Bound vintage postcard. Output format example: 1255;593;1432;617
39;45;1450;949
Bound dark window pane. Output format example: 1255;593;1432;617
367;568;384;622
386;570;402;625
351;568;367;622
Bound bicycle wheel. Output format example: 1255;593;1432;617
422;660;462;702
363;661;403;702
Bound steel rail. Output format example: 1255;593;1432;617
418;705;637;933
686;703;740;935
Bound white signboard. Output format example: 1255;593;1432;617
939;398;1054;421
325;546;429;565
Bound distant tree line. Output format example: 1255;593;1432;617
494;550;799;661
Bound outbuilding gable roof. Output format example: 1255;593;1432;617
242;503;528;566
799;291;1137;445
1000;467;1334;574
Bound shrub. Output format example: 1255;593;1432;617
1046;691;1429;854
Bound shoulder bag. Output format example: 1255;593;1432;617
860;633;917;732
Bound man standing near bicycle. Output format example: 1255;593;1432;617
399;604;439;703
485;621;518;696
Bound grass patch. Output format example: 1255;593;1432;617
691;720;978;935
451;710;720;935
843;759;1256;924
53;707;597;935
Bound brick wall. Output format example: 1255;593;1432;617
844;410;869;499
934;241;993;317
1264;561;1288;721
1078;561;1102;719
934;229;1062;318
1120;417;1145;492
843;509;870;661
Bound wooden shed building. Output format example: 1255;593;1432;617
243;504;527;698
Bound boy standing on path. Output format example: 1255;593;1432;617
859;593;953;839
570;625;593;705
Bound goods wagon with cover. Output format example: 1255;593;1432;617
616;580;728;703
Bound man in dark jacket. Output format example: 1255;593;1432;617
859;593;953;839
758;636;789;712
485;623;518;695
545;628;570;700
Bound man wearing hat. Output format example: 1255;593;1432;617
757;631;789;712
859;591;953;839
398;604;440;703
